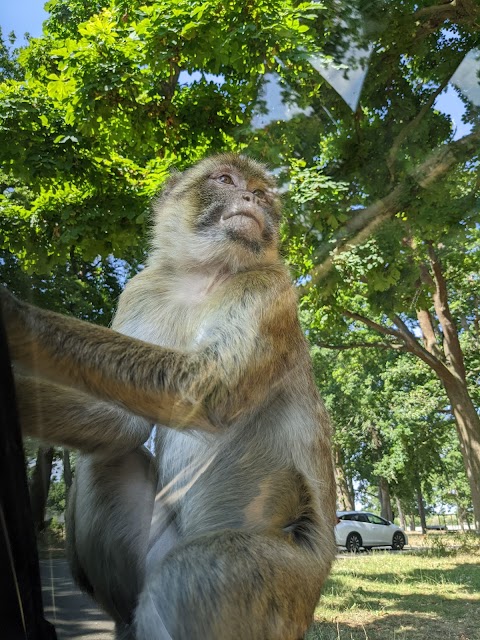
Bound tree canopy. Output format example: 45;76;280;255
1;0;479;529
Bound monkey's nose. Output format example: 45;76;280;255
242;193;252;202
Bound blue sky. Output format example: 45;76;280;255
0;0;47;41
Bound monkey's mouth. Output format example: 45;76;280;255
221;210;262;230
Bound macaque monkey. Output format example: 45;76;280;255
1;154;336;640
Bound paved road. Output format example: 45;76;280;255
40;559;114;640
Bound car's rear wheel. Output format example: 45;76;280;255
391;531;405;550
346;532;362;553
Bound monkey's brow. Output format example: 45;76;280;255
209;165;274;184
208;166;243;177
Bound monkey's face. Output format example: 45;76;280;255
155;155;282;271
196;158;280;250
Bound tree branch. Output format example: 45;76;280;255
414;1;457;20
305;129;480;289
417;263;446;360
391;313;420;344
338;308;456;380
426;243;467;380
416;308;444;360
391;313;454;379
341;310;404;340
315;341;405;351
162;60;181;103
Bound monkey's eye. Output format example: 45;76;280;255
217;174;234;185
252;188;266;199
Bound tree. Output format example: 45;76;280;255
297;169;480;529
283;2;480;529
1;0;479;529
0;0;327;273
63;449;73;494
29;446;55;532
313;345;456;518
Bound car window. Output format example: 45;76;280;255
339;513;368;522
368;515;388;525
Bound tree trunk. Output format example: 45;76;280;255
334;448;354;510
63;449;73;493
416;484;427;534
347;475;355;507
423;246;480;532
409;514;416;532
29;446;54;533
395;497;406;529
442;377;480;533
378;477;393;521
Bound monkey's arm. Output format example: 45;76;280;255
1;279;297;431
14;375;152;452
2;292;208;429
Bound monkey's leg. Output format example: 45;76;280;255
14;375;152;452
135;530;335;640
67;450;163;633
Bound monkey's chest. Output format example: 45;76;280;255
115;273;230;349
120;299;209;349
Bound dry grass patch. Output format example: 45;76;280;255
307;550;480;640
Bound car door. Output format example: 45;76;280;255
352;513;373;544
366;514;391;545
336;514;358;545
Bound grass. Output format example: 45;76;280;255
306;545;480;640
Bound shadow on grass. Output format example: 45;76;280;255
308;560;480;640
307;612;476;640
39;554;480;640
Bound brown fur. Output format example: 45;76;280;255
1;154;336;639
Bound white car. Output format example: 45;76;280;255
335;510;408;552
